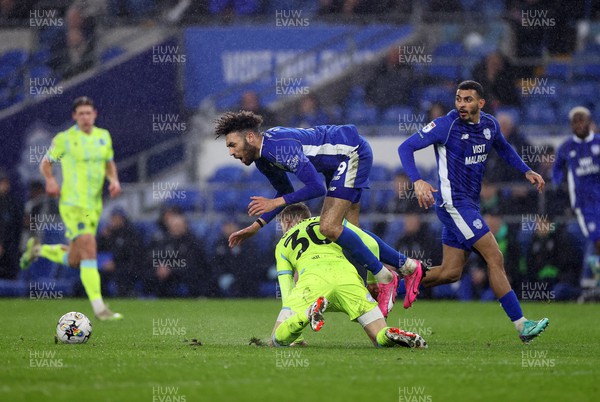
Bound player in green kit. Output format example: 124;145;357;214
20;97;123;321
271;203;427;348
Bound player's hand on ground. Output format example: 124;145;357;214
228;224;259;248
45;177;60;197
108;179;121;198
525;170;545;193
248;196;278;216
414;179;437;209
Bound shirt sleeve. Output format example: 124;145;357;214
275;241;295;306
256;159;295;223
491;127;531;174
46;132;66;163
263;139;327;206
398;119;448;182
281;162;327;205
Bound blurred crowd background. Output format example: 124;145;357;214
0;0;599;300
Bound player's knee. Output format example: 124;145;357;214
485;249;504;270
439;264;463;283
444;269;462;283
319;220;342;240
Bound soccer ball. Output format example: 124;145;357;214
56;312;92;344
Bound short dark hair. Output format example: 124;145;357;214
72;96;95;112
214;110;263;139
457;80;484;99
280;203;311;222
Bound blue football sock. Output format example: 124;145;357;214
335;227;383;274
362;229;407;268
499;290;524;322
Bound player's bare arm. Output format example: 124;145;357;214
525;170;545;193
39;156;60;197
228;219;264;248
248;196;286;216
414;179;438;209
106;160;121;198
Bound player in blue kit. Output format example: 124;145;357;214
214;111;424;317
398;81;549;343
552;106;600;301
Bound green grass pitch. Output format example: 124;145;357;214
0;299;598;402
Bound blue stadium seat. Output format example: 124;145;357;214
208;165;246;183
372;188;395;212
30;48;51;65
100;46;125;63
359;189;373;212
164;188;204;212
345;102;378;125
369;164;391;182
562;81;599;104
574;63;600;79
420;86;452;105
0;49;28;67
495;106;521;125
382;218;404;247
428;65;461;81
29;65;53;80
212;188;240;212
433;42;465;58
382;105;415;125
133;221;159;245
346;85;366;108
247;168;270;184
544;61;571;81
236;188;256;210
0;64;21;87
524;101;557;124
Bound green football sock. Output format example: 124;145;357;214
274;314;307;346
376;327;395;347
80;259;103;304
40;244;68;266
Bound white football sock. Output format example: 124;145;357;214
374;265;392;284
400;258;417;276
91;298;106;315
513;317;527;332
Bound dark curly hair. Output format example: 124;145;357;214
214;110;264;139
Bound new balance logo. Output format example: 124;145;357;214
461;134;469;140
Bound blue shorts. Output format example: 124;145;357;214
576;208;600;242
325;136;372;204
436;203;490;251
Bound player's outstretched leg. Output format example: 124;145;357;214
376;327;428;349
273;312;310;347
19;237;41;270
519;318;550;344
308;296;328;332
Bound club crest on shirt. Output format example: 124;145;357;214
483;128;491;140
592;144;600;155
569;150;577;158
473;219;483;229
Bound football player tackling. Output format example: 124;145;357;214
270;203;426;348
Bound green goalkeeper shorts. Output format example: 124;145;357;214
283;261;378;322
